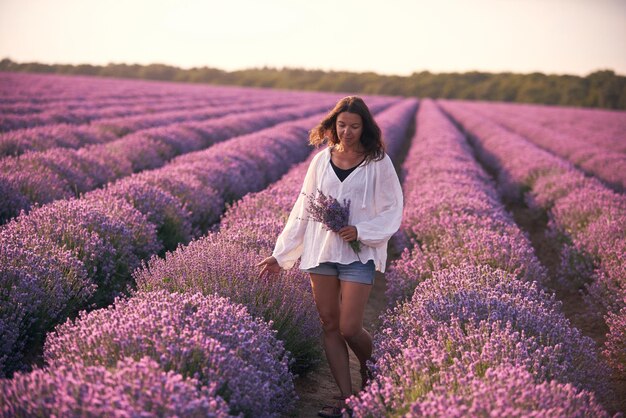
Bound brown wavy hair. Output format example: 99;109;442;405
309;96;385;162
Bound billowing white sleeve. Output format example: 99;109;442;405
272;152;320;269
355;156;403;248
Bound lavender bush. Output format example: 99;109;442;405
1;356;233;417
87;177;194;252
383;265;604;390
408;365;608;418
0;235;92;377
2;196;160;299
43;290;295;417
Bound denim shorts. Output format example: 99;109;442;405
303;260;375;285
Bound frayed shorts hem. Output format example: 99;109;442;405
302;260;375;285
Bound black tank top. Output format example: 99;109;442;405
330;158;365;182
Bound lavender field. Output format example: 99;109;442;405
1;72;624;417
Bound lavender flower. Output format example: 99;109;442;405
302;189;362;256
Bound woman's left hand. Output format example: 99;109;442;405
338;225;358;242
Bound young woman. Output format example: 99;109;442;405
257;96;403;418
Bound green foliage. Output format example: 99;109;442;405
1;58;624;109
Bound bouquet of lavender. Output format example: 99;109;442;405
302;189;362;258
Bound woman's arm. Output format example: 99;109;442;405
271;151;322;269
355;156;403;248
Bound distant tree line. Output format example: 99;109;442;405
2;58;625;109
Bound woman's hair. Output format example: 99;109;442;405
309;96;385;162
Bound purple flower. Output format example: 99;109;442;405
302;189;362;256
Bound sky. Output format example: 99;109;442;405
1;0;625;77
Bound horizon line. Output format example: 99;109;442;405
2;57;622;79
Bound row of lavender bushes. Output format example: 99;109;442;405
1;104;361;378
0;71;302;133
0;97;292;156
439;100;626;375
0;101;328;223
0;93;241;135
458;100;626;153
0;98;415;416
0;71;317;108
451;100;626;192
0;71;240;105
0;89;247;114
347;100;611;416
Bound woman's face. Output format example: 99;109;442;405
336;111;363;149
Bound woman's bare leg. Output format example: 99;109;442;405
339;281;373;371
310;273;352;398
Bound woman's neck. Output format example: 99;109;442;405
333;143;364;155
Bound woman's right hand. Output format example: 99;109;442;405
257;256;281;279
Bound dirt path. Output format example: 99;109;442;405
292;271;388;417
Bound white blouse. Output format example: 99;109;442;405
272;147;403;273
